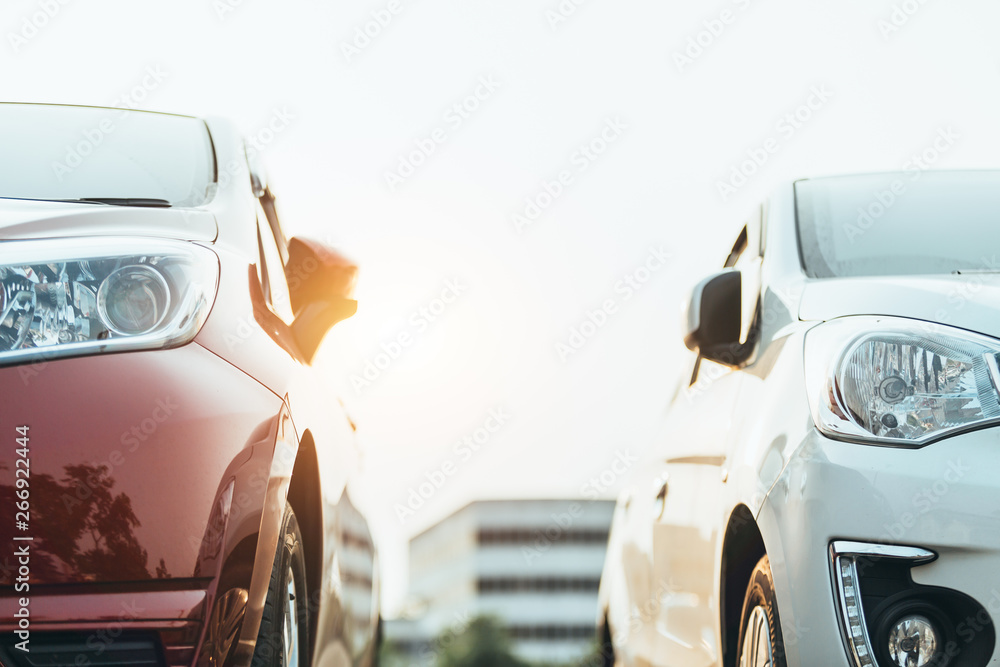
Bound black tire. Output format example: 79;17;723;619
370;615;383;667
736;556;786;667
599;615;616;667
251;503;309;667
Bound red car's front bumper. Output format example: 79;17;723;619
0;343;288;667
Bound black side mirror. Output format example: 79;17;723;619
682;270;749;367
285;237;358;364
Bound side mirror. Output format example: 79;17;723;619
682;270;749;367
285;237;358;364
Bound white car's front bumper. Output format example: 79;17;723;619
759;426;1000;667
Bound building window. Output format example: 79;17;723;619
476;577;600;594
342;530;373;552
476;528;609;546
506;625;595;641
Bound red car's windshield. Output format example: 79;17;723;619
0;103;216;208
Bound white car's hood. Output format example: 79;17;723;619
799;273;1000;339
0;198;217;242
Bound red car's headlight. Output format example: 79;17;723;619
0;237;219;366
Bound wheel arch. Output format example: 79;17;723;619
720;504;767;667
597;610;615;667
286;429;323;664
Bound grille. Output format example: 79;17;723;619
0;632;163;667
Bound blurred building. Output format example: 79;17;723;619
386;499;614;665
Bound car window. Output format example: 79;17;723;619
256;199;295;324
734;207;764;347
0;103;215;207
725;206;764;270
796;171;1000;278
734;241;756;270
259;192;289;266
723;227;748;268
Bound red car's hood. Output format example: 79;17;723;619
0;198;217;242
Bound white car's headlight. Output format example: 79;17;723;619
0;238;219;366
804;316;1000;446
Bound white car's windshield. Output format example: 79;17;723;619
0;103;216;208
796;171;1000;278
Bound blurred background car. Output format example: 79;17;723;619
0;103;379;667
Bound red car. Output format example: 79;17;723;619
0;103;380;667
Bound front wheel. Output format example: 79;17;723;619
737;556;786;667
251;503;309;667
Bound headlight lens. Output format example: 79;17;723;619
804;316;1000;446
97;264;172;335
0;238;219;366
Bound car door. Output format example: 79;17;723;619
642;360;742;667
644;213;763;667
254;193;379;663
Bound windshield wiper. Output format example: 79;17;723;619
75;198;172;208
0;196;173;207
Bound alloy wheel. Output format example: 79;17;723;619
739;605;773;667
282;565;299;667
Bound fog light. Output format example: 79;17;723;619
97;264;171;335
830;542;937;667
887;615;939;667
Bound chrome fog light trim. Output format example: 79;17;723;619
830;541;937;667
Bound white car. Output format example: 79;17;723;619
598;171;1000;667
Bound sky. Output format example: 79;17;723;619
4;0;1000;615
